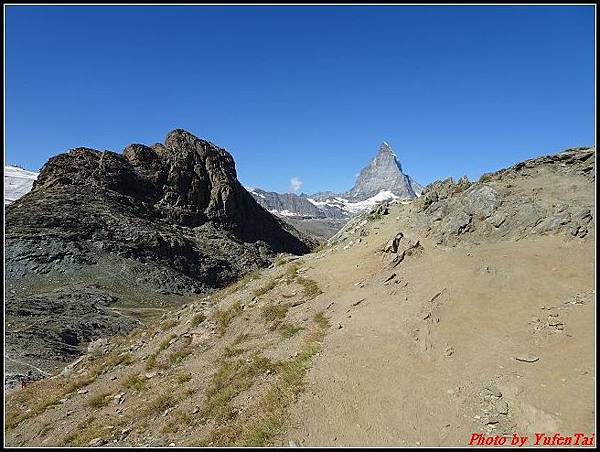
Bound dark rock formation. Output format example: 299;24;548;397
4;129;313;381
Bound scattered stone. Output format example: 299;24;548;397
88;437;105;447
351;298;366;307
384;273;396;283
515;354;539;363
484;384;502;398
495;399;509;415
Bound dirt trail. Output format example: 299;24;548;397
283;217;595;446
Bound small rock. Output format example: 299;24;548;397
77;389;88;395
495;399;509;415
88;437;105;447
384;273;396;283
484;385;502;398
192;407;200;415
515;354;539;363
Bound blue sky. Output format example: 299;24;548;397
5;5;595;194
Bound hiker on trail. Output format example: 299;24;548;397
20;370;33;389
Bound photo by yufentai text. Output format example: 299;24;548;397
469;432;595;447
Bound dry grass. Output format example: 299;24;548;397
86;391;111;409
122;373;148;392
191;313;206;327
285;262;301;279
168;349;192;366
213;301;242;336
141;392;178;418
160;319;178;331
204;314;330;446
262;304;289;323
200;355;276;424
297;276;322;299
161;409;193;434
279;323;303;339
175;372;192;385
253;278;279;297
146;352;158;370
62;416;106;446
314;311;330;330
158;333;178;352
6;346;133;430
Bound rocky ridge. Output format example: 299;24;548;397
4;129;313;384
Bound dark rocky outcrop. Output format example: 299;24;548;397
4;129;313;381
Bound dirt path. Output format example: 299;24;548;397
283;233;595;446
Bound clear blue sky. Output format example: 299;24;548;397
5;5;595;194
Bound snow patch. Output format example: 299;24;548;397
5;165;39;205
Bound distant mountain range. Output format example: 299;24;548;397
4;142;422;240
248;142;423;238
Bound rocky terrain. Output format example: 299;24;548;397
249;142;423;240
4;129;313;386
5;146;594;447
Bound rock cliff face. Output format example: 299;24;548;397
4;129;312;382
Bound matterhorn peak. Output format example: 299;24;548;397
344;142;422;201
378;141;394;154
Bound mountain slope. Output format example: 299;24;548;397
4;129;312;386
5;146;594;447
